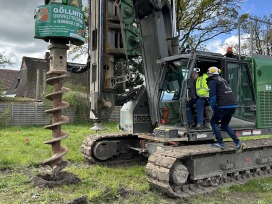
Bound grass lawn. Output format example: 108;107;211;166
0;123;272;204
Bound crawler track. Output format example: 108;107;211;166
81;133;142;165
146;138;272;198
81;134;272;197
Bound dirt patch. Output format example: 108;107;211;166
66;196;88;204
0;167;13;174
119;187;139;197
32;171;81;188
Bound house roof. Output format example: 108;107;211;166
6;56;89;99
0;69;19;91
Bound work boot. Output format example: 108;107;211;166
235;142;245;154
194;124;204;130
205;122;211;129
189;123;196;128
211;143;225;150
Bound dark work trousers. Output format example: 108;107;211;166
210;108;240;145
187;97;207;125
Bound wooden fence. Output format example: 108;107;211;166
0;103;121;126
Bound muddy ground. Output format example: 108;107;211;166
0;163;268;204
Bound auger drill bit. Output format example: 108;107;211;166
44;43;70;177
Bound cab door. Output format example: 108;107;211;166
225;61;256;126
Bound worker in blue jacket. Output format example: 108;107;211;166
206;66;244;153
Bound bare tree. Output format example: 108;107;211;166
0;54;12;68
220;14;272;56
239;15;272;55
175;0;247;50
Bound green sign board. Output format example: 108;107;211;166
35;4;85;45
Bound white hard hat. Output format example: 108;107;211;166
194;68;200;72
207;66;221;75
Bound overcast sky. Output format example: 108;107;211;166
0;1;47;69
0;0;272;70
0;0;88;70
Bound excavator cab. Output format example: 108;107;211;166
153;51;257;141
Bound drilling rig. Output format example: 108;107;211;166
34;0;272;198
79;0;272;198
34;0;85;174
